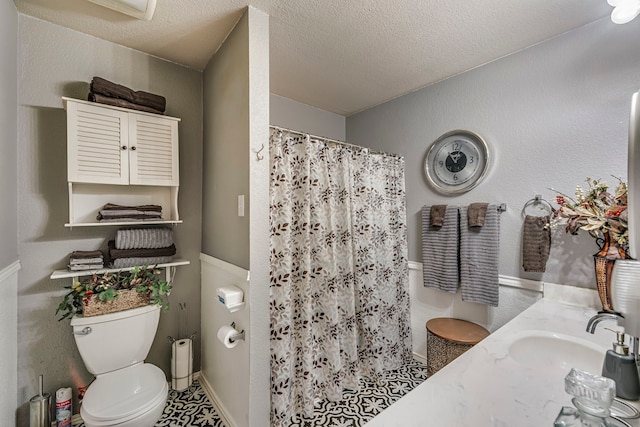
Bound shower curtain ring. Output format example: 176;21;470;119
256;144;265;161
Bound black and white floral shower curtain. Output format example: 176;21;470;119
269;130;412;426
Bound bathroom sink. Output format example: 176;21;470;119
507;330;606;374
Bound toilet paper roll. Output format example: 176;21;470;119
217;325;240;349
171;338;193;391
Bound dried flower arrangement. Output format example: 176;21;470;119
550;177;628;249
56;265;172;320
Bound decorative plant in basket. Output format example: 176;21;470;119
550;177;629;312
56;265;172;320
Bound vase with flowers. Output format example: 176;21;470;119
551;177;630;313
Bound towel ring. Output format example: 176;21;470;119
522;195;554;218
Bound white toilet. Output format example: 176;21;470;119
71;304;168;427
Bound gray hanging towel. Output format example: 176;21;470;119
522;215;551;272
421;205;459;293
460;205;500;306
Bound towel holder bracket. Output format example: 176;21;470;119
522;195;554;217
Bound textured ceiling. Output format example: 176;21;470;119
14;0;612;115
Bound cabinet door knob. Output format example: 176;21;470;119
131;146;137;151
121;145;128;150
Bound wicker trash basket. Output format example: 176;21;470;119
426;318;489;377
83;289;150;317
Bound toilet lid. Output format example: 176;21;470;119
82;363;167;423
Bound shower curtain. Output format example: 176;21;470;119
269;130;412;426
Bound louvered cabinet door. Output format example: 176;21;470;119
128;113;179;186
67;101;129;185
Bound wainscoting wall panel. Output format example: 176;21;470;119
200;254;250;427
0;261;20;425
408;261;542;362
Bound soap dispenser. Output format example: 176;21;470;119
601;328;640;401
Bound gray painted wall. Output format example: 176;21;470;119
347;17;640;289
202;7;271;425
1;3;18;423
246;7;271;426
270;93;346;141
16;15;203;422
202;11;251;270
1;1;17;268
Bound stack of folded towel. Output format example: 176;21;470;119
88;76;167;115
108;227;176;268
68;250;104;271
97;203;163;222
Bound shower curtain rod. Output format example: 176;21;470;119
270;125;402;158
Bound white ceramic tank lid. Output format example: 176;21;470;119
81;363;167;422
70;304;160;327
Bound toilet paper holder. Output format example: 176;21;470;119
229;322;245;343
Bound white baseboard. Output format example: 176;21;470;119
0;260;20;285
412;352;428;366
198;372;236;427
407;260;543;293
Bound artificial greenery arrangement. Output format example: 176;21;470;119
56;265;172;320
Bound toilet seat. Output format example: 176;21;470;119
81;363;167;425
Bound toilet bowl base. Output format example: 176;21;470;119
80;380;167;427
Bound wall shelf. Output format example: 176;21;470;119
50;258;190;280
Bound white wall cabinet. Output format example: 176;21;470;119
64;97;179;186
63;98;182;227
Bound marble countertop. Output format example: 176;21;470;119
365;298;640;427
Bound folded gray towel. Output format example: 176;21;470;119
115;227;174;250
468;202;489;227
69;257;104;265
460;205;500;307
112;256;174;269
430;205;447;227
422;205;459;293
67;263;104;271
522;215;551;272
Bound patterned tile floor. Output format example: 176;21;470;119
74;360;427;427
75;380;227;427
288;360;428;427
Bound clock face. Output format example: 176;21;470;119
424;130;489;194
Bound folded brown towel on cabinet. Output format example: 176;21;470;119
108;240;176;259
430;205;447;227
468;202;489;227
90;76;135;103
522;215;551;272
90;76;166;112
89;93;164;115
133;91;166;112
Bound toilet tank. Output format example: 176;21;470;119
70;304;161;375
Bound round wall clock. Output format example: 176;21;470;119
424;130;490;194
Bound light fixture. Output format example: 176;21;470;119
87;0;157;21
608;0;640;24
